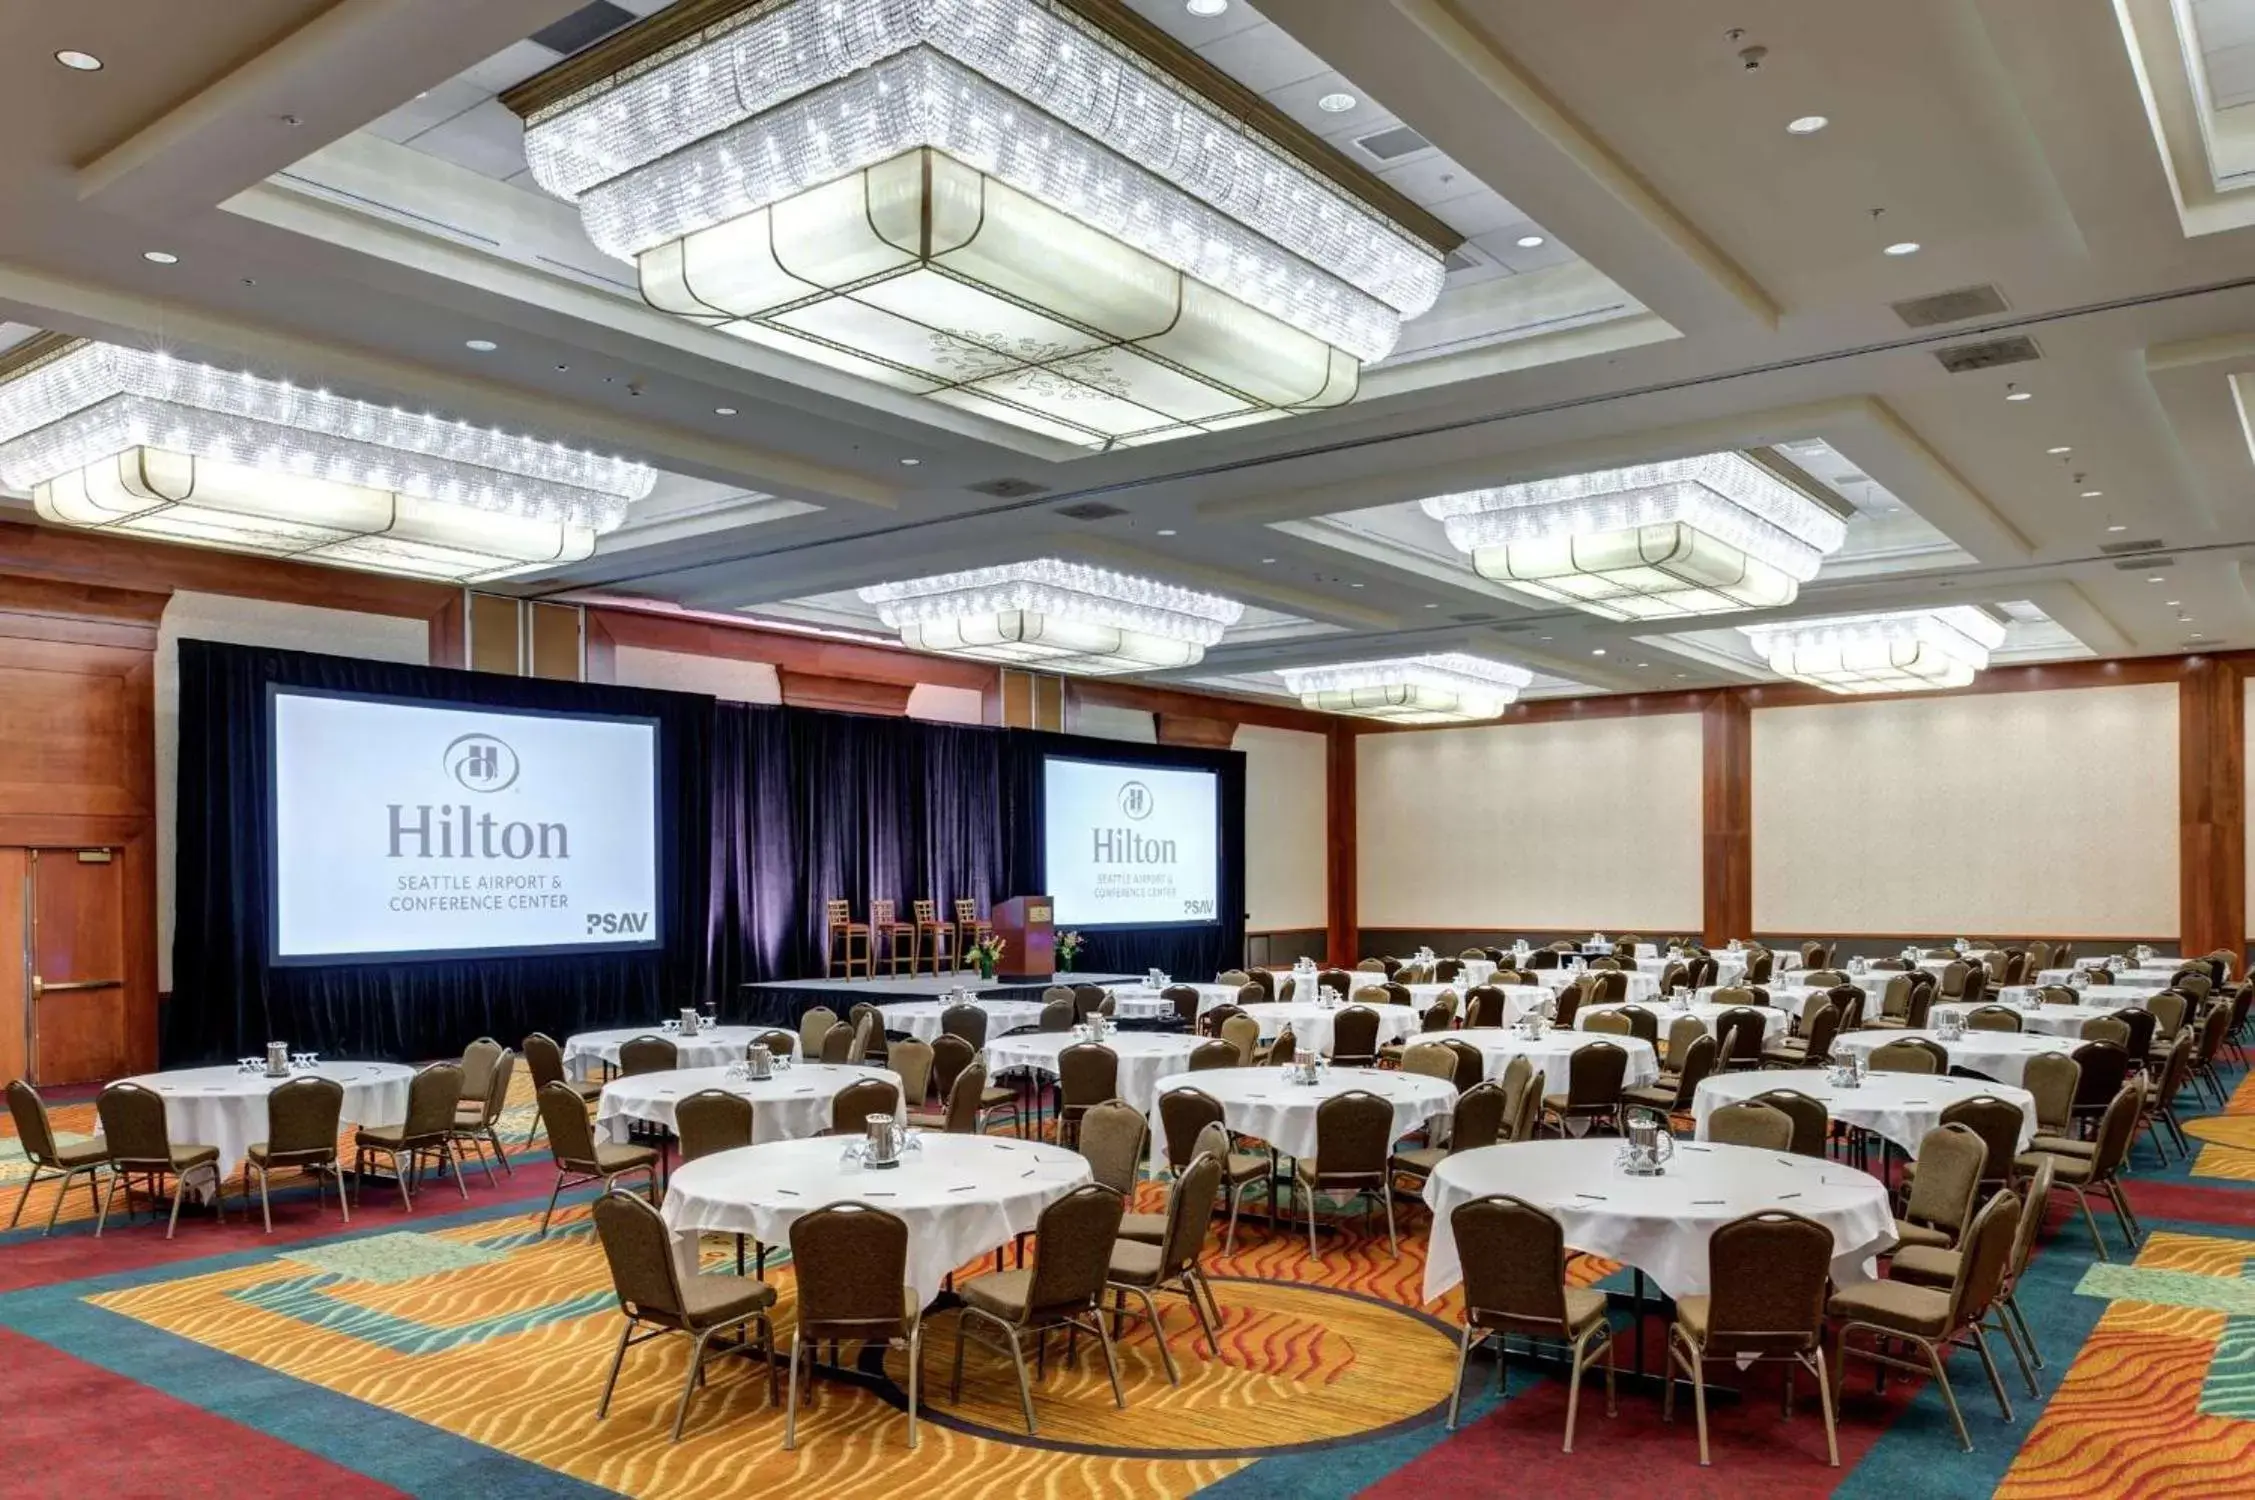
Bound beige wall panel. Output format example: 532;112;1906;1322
1235;724;1328;931
1358;714;1703;930
156;592;428;988
906;683;986;724
610;645;783;704
1070;703;1158;742
1754;683;2178;937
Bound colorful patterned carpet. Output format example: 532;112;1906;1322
7;1058;2255;1499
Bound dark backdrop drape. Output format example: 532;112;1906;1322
169;641;1247;1063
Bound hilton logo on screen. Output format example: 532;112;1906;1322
446;733;520;792
1095;780;1173;864
387;732;569;860
1118;781;1154;820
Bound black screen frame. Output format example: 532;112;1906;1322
264;683;665;967
1038;750;1224;933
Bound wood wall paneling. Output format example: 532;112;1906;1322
529;601;583;681
1156;712;1236;749
2181;658;2246;960
469;592;522;675
0;847;24;1084
1702;690;1752;946
0;520;454;623
29;849;130;1084
429;589;467;669
776;669;913;717
1326;723;1357;966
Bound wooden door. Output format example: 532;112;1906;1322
0;848;24;1083
27;848;128;1085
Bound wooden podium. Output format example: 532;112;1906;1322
992;896;1054;982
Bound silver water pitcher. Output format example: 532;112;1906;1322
1621;1108;1675;1176
266;1041;291;1078
864;1113;904;1168
744;1044;774;1080
679;1007;701;1037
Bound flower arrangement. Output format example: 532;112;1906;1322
970;933;1008;979
1056;930;1085;972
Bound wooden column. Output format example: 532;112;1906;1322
1702;690;1753;947
1326;723;1358;966
2179;657;2244;962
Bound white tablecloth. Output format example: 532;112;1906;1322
2038;968;2172;991
1636;953;1749;986
117;1062;413;1176
1097;984;1206;1021
1439;1028;1661;1098
1148;1066;1455;1165
1210;1002;1424;1056
1696;983;1830;1021
872;999;1046;1043
982;1032;1200;1117
597;1063;904;1144
1833;1028;2079;1088
661;1135;1092;1305
1526;968;1661;1003
564;1026;799;1081
1579;1002;1787;1045
1691;1068;2037;1157
1935;1000;2135;1039
1421;1138;1895;1303
2006;985;2156;1011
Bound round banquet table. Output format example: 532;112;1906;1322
2044;966;2171;990
115;1062;413;1176
872;999;1045;1043
661;1133;1092;1305
1934;1000;2133;1039
982;1031;1201;1117
1096;985;1189;1021
1691;1068;2038;1157
1421;1137;1896;1304
596;1063;903;1145
1695;983;1834;1021
1445;1028;1661;1098
2004;984;2157;1011
1222;1002;1423;1056
1527;967;1661;1003
1579;1001;1787;1045
1147;1065;1455;1166
1637;953;1747;986
1832;1028;2078;1088
563;1026;799;1082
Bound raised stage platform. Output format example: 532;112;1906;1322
737;971;1141;1026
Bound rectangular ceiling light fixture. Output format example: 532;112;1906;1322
1740;607;2007;694
860;558;1242;674
511;0;1453;450
0;338;651;581
1279;653;1534;723
1419;452;1847;620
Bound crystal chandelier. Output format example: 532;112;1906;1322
1741;607;2007;694
0;339;651;582
860;559;1242;674
1420;453;1847;620
1279;654;1534;724
515;0;1447;450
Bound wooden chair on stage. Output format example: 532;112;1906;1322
953;898;992;973
914;900;951;975
826;899;871;980
872;899;919;976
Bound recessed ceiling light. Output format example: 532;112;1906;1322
1156;528;1177;536
1318;92;1357;114
714;405;736;415
1636;661;1650;668
2005;388;2032;402
2107;523;2127;532
1186;0;1228;14
2190;633;2206;640
1591;647;1607;657
1423;603;1439;609
1786;115;1829;136
464;339;497;352
2148;576;2165;583
1348;581;1365;588
2081;490;2103;498
898;456;921;466
1515;234;1547;249
55;50;102;71
1675;673;1688;679
2047;446;2072;455
1884;241;1922;257
1261;557;1276;564
1537;635;1553;642
2167;600;2181;607
141;250;178;265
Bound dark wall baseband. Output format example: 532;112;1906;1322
1357;928;2188;962
1247;928;1327;967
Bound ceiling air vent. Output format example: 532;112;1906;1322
1053;499;1127;521
531;0;636;55
1452;612;1499;623
2113;556;2174;570
968;477;1053;499
1892;284;2010;329
1355;125;1432;162
1442;245;1486;275
2099;537;2167;555
1933;335;2041;374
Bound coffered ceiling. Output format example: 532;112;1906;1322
4;0;2255;708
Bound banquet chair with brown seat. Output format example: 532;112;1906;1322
2016;1077;2143;1258
1893;1122;1986;1251
246;1074;348;1232
1329;1006;1382;1068
6;1078;110;1235
1444;1194;1617;1448
353;1062;467;1215
592;1188;779;1443
1868;1038;1947;1075
818;1024;857;1065
536;1080;660;1237
826;899;871;979
1624;1033;1717;1119
1892;1157;2054;1399
1056;1043;1118;1146
1220;1014;1261;1065
1965;1005;2024;1034
453;1047;517;1185
952;1183;1128;1433
618;1035;679;1077
1441;1038;1487;1095
1072;984;1108;1020
1464;985;1509;1030
1751;1088;1830;1158
1107;1151;1224;1385
1583;1009;1632;1038
887;1039;936;1112
1391;1080;1509;1194
1293;1089;1399;1259
1541;1041;1629;1136
1828;1189;2022;1451
2020;1051;2080;1144
1614;1004;1659;1047
1765;1002;1840;1069
1713;1007;1769;1072
1664;1210;1839;1467
674;1089;754;1163
1188;1039;1241;1072
458;1037;502;1116
1706;1100;1794;1151
1551;982;1587;1030
940;1003;988;1049
1935;1094;2028;1191
827;1078;903;1136
755;1029;799;1064
522;1031;603;1148
1662;1014;1709;1070
785;1202;923;1450
1038;999;1076;1033
1077;1099;1147;1196
1163;984;1203;1029
851;1007;886;1065
798;1006;840;1063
